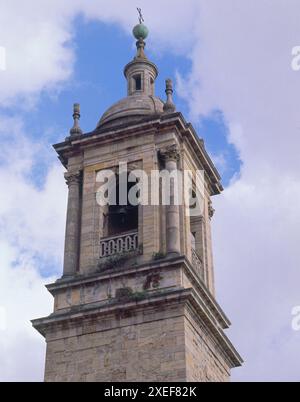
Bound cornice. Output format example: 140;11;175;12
53;113;222;195
44;256;230;331
31;286;242;368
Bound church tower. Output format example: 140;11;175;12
32;19;242;382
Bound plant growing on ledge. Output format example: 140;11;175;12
115;287;148;303
152;252;166;261
97;249;138;272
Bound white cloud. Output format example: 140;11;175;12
0;241;55;382
0;1;76;107
0;116;67;381
0;0;195;383
175;0;300;381
0;115;67;263
213;172;300;381
0;0;197;108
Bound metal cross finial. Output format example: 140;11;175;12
137;7;144;24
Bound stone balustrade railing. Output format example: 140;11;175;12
191;248;204;280
100;231;139;258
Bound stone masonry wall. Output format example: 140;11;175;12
44;303;187;382
44;296;232;382
184;307;230;382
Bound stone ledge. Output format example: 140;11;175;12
31;287;242;368
49;255;185;291
53;113;222;193
48;256;230;330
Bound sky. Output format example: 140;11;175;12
0;0;299;382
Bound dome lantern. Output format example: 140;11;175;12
96;12;164;129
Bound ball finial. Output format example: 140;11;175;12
133;23;149;40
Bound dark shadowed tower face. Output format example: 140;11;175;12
32;17;242;383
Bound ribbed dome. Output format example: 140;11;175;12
97;94;164;128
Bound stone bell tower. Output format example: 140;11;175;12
32;19;242;382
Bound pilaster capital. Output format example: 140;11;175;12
64;171;81;187
159;144;181;163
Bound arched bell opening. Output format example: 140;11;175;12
107;173;139;237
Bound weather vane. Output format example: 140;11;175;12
137;7;144;24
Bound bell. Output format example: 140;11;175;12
116;206;127;224
116;206;127;216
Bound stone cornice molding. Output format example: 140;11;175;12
53;114;223;195
31;286;243;368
